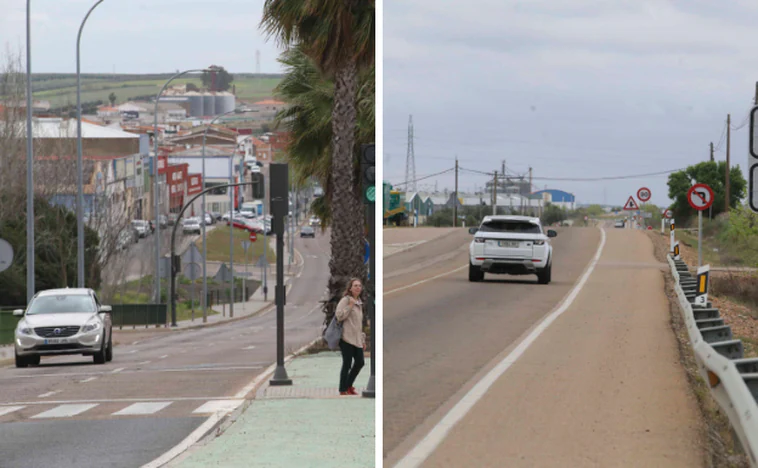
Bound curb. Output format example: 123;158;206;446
143;337;323;468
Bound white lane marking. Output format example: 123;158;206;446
132;341;141;345
192;399;245;414
128;350;138;354
394;227;608;468
162;365;263;373
31;403;98;419
111;368;125;374
384;265;468;296
3;396;248;406
159;355;168;359
137;361;151;365
37;390;61;398
288;302;322;325
140;413;223;468
0;406;25;417
242;345;256;350
80;377;98;383
113;402;172;416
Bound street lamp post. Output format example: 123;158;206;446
201;109;237;322
153;68;213;304
25;0;34;303
76;0;106;288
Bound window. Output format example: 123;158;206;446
27;295;96;315
479;220;542;234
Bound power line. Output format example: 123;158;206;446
392;167;456;187
529;168;682;182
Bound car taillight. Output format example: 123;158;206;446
533;240;545;245
474;238;485;243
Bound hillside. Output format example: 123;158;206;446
29;73;283;109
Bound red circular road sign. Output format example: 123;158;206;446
687;183;714;211
662;209;673;219
647;225;653;230
249;232;257;242
637;187;651;202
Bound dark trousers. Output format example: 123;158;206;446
339;339;364;392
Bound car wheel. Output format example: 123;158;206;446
469;262;484;282
28;355;41;366
93;333;107;364
537;263;552;285
105;334;113;362
14;351;28;368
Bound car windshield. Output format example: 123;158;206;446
132;221;146;227
479;220;542;234
27;294;96;315
302;227;313;232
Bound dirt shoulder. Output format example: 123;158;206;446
647;231;751;467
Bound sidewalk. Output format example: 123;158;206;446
167;352;375;468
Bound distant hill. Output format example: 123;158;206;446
30;73;283;110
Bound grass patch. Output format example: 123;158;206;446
109;279;220;323
739;336;758;359
678;230;723;266
198;226;275;264
711;273;758;318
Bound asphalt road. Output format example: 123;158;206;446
383;226;601;463
0;229;330;468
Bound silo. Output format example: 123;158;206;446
202;93;215;117
216;92;235;115
186;92;203;117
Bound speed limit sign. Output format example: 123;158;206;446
637;187;651;203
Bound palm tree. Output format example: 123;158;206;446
273;46;374;229
261;1;375;319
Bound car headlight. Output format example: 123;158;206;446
16;321;34;335
81;318;102;333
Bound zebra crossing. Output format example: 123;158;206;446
0;398;245;422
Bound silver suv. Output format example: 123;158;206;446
14;288;113;367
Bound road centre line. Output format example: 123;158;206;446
37;390;61;398
79;377;98;383
394;227;608;468
111;367;125;373
385;265;468;296
159;355;168;359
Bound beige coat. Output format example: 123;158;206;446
335;296;365;348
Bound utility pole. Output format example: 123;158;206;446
528;167;533;216
710;142;714;162
492;171;498;215
453;157;458;227
726;114;731;213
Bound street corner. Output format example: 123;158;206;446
170;351;375;468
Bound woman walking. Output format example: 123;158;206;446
335;278;366;395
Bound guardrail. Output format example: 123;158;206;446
111;304;167;329
668;255;758;466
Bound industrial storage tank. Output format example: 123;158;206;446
215;92;236;115
186;92;204;117
202;93;215;117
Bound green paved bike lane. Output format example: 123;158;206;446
172;353;375;467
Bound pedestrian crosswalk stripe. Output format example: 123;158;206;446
112;402;172;416
192;399;244;414
0;406;24;417
31;403;98;419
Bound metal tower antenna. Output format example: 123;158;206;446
256;50;261;74
405;115;417;192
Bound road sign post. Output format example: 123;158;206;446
241;239;251;312
269;163;292;386
687;183;714;268
694;265;710;306
670;219;676;254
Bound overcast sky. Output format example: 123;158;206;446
0;0;283;74
384;0;758;206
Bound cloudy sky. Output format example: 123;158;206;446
384;0;758;206
0;0;283;74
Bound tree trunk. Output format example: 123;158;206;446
323;59;365;328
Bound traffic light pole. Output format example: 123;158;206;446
169;182;253;326
361;144;376;399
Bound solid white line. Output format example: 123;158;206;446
242;346;256;350
140;413;222;468
384;265;468;296
37;390;61;398
80;377;98;383
31;403;98;419
113;402;172;416
0;406;25;417
394;227;608;468
1;396;244;406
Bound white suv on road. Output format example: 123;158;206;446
468;215;557;284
